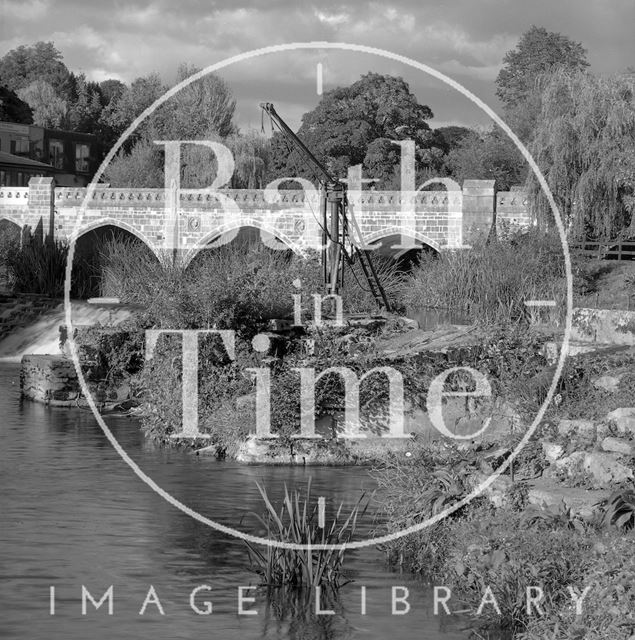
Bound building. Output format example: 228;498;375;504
0;150;61;186
0;121;100;187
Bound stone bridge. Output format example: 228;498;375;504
0;178;531;263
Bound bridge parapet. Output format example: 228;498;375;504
0;179;531;256
49;187;465;210
496;188;534;235
0;187;29;205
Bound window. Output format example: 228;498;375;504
10;138;29;156
75;143;90;172
49;139;65;169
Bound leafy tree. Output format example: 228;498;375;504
0;85;33;123
99;79;126;105
100;73;166;140
496;26;590;143
435;125;474;151
67;73;103;133
156;64;236;140
269;73;442;188
446;127;525;190
103;66;239;188
496;26;589;110
17;80;67;128
528;69;635;239
0;41;70;94
102;139;164;187
227;131;270;188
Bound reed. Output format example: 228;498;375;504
4;234;68;297
244;479;366;587
404;231;566;325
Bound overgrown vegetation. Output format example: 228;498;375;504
373;440;635;637
403;229;566;325
2;232;68;297
371;342;635;638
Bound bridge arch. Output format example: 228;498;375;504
71;219;161;298
184;219;305;268
362;227;441;254
361;227;440;272
0;214;24;231
74;218;160;259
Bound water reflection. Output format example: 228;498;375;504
0;363;466;640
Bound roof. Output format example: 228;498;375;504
0;150;59;172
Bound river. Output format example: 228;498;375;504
0;362;467;640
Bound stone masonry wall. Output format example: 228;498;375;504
20;354;81;406
0;179;532;259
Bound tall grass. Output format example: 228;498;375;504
403;230;566;325
3;233;68;297
244;480;366;587
97;237;409;332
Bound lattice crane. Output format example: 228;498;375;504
260;102;391;311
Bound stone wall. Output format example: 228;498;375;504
496;187;534;236
0;179;532;260
20;354;81;406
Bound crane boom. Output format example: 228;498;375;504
260;102;391;312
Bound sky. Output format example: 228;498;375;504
1;0;634;132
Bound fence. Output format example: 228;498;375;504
569;240;635;261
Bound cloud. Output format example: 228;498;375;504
0;0;632;131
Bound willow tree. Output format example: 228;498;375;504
528;69;635;240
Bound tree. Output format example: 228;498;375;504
102;139;164;187
0;41;70;94
100;73;166;141
435;125;474;151
496;26;589;110
0;85;33;123
227;131;270;188
17;80;67;128
269;73;442;188
156;64;236;140
103;66;239;188
446;127;525;190
528;69;635;239
99;79;126;105
67;74;103;133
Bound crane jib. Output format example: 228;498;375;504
259;102;391;312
